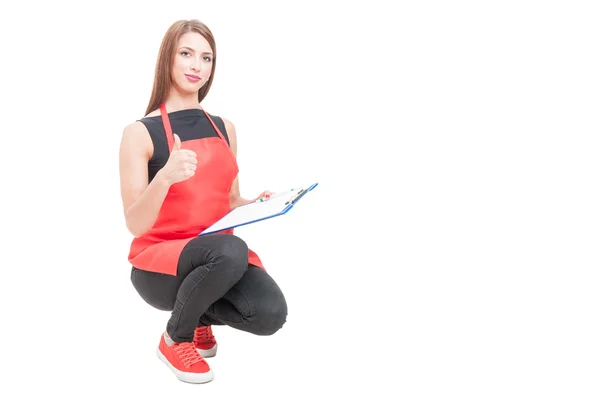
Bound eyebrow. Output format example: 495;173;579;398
179;46;213;56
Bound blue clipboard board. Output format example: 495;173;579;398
199;182;318;236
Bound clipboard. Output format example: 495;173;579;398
199;182;318;236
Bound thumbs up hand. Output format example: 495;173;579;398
173;132;182;151
159;133;198;186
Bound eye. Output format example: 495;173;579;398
180;51;190;56
203;56;213;62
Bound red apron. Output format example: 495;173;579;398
128;104;264;276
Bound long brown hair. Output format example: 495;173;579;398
144;19;217;116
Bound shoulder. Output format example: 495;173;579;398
218;116;238;153
221;117;236;140
120;121;153;157
122;120;151;137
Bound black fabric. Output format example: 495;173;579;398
137;109;229;183
130;234;287;342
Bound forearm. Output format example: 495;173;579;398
230;195;252;209
126;171;172;237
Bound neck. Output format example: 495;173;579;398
164;86;201;112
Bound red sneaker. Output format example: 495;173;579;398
193;326;218;357
156;334;214;383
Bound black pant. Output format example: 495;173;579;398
130;234;288;343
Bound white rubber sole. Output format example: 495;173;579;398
156;347;214;384
196;342;218;358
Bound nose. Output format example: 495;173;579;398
190;58;201;73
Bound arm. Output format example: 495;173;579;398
119;122;171;237
224;118;272;209
224;118;251;209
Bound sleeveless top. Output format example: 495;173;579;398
127;107;264;276
139;109;229;182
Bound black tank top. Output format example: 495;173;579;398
137;109;230;183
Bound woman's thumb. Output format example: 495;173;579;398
173;134;181;150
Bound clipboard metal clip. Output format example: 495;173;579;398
285;188;307;206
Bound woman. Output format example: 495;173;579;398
119;19;288;384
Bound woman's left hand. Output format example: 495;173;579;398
252;190;274;202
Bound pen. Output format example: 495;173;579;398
255;188;298;203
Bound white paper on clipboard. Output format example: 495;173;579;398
199;182;318;235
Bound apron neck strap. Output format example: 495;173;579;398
159;103;174;151
160;103;229;152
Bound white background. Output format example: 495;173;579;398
1;1;599;397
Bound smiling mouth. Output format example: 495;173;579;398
185;74;201;82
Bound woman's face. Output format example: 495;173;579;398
171;32;214;93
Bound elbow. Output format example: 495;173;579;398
129;224;147;238
229;194;244;209
125;217;146;238
127;222;142;238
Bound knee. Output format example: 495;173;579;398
252;295;288;336
130;269;175;311
219;234;248;270
217;234;248;261
210;235;248;277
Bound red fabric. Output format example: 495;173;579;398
128;104;264;275
194;326;217;351
158;334;211;374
